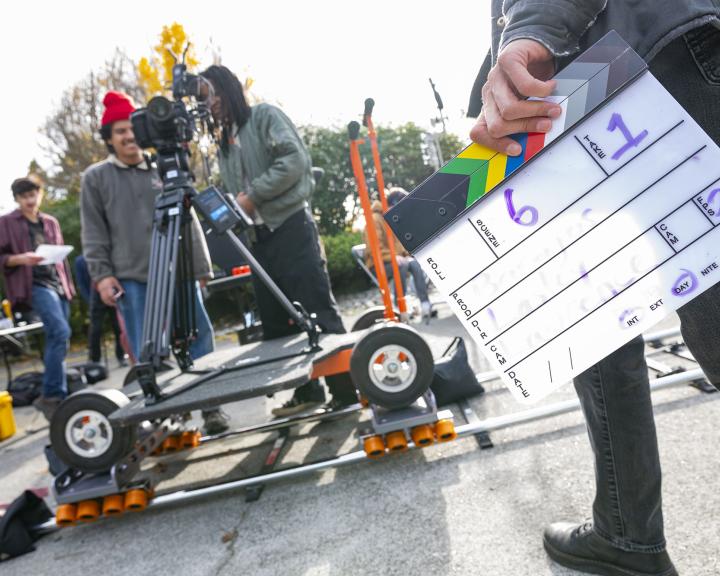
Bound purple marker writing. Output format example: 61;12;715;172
504;188;539;227
607;113;648;160
672;268;698;297
708;188;720;216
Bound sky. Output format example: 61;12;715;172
0;0;490;212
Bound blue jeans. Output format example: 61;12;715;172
117;280;214;362
31;285;71;399
574;27;720;552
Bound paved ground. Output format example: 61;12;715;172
1;297;718;575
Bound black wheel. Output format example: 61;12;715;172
350;323;434;410
50;389;136;474
351;306;399;332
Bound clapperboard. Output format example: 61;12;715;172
386;31;720;404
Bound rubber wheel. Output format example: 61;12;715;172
363;435;385;459
350;323;433;410
50;389;136;474
102;494;124;516
76;499;100;522
124;488;149;512
385;430;408;452
350;306;399;332
434;419;457;442
162;435;180;453
55;503;77;527
411;424;435;447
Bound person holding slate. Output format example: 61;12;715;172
469;2;720;575
0;176;75;421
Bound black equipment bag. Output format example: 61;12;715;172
431;337;485;406
6;362;108;406
70;362;107;385
0;490;52;561
6;372;43;407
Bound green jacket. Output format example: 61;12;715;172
218;103;314;231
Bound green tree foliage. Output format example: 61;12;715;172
301;126;356;236
38;49;145;201
303;123;464;236
321;232;369;294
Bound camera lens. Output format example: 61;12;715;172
148;96;174;122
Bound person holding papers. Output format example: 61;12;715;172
0;176;75;421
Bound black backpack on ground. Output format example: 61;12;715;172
6;362;107;406
430;337;485;406
6;372;43;407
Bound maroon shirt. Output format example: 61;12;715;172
0;209;75;306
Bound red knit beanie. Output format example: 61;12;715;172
101;91;136;126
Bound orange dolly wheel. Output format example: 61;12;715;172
162;435;180;453
363;435;386;459
181;430;201;448
123;489;149;512
385;431;408;453
55;503;78;527
434;419;457;442
102;494;124;516
76;500;101;522
411;424;434;447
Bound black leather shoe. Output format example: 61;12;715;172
543;522;678;576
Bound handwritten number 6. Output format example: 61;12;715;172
504;188;538;226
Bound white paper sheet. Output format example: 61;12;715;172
35;244;73;265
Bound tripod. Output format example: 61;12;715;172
134;145;321;405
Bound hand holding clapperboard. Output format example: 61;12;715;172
385;31;720;403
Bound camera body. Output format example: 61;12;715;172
130;63;201;152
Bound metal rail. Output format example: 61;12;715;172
34;363;707;533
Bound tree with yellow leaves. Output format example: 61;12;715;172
138;22;199;96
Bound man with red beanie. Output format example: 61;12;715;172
80;91;229;434
0;175;75;420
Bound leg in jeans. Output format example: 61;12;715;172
31;285;71;399
189;282;215;360
406;258;429;303
88;290;107;363
573;336;666;552
569;27;720;553
116;280;147;361
108;304;125;361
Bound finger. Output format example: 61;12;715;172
500;55;555;98
492;75;562;121
483;96;553;142
470;114;523;156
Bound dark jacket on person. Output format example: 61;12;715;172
218;103;314;231
0;210;75;306
469;0;720;116
80;154;213;283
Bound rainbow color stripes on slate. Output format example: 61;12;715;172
440;133;542;207
385;31;649;252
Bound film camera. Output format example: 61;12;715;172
130;61;209;153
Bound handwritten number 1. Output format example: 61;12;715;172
607;113;648;160
504;188;538;226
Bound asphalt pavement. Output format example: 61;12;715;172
1;300;718;576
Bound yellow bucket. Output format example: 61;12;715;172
0;391;17;441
